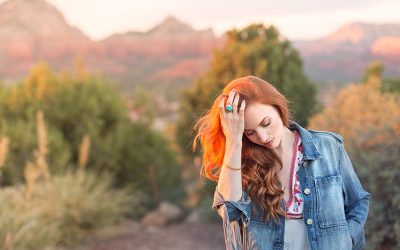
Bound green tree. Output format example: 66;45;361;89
363;60;383;83
211;24;318;123
113;122;185;209
178;24;318;157
175;24;319;216
0;62;185;210
383;78;400;94
363;61;400;94
129;85;156;125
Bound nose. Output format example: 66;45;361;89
256;130;268;144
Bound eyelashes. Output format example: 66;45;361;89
262;121;271;127
245;120;271;136
263;118;272;126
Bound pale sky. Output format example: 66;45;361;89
2;0;400;40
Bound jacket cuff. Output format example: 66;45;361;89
212;186;252;225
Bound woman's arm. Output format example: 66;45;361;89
339;142;370;250
212;139;252;250
212;141;252;224
213;138;252;223
217;139;244;202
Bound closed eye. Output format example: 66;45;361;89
245;121;271;136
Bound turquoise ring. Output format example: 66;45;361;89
225;104;233;113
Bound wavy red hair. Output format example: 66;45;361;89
192;75;291;221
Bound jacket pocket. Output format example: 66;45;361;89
346;221;353;249
314;175;347;228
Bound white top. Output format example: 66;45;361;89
284;219;311;250
284;130;311;250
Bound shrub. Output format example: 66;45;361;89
0;170;130;249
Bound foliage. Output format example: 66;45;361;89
129;85;157;124
0;61;185;209
0;170;131;249
308;63;400;249
175;24;319;210
364;60;400;94
0;61;127;183
363;60;384;83
113;121;185;208
382;77;400;94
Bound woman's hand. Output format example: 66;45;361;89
219;89;246;144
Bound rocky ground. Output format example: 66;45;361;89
66;220;225;250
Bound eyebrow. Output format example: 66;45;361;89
244;117;270;131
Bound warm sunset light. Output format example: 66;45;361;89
0;0;398;249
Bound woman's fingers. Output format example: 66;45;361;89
239;100;245;119
218;90;245;141
226;89;236;108
221;89;243;115
232;92;239;114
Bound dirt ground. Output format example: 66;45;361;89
67;220;226;250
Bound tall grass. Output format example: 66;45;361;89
0;110;132;249
0;136;9;185
0;171;131;249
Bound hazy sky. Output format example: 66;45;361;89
2;0;400;40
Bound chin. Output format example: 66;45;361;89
270;139;280;149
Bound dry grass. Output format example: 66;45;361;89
0;137;9;170
0;170;130;250
0;137;9;185
78;135;90;170
0;110;131;249
35;110;50;183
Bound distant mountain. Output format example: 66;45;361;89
101;16;221;82
294;23;400;82
0;0;95;75
147;16;213;38
327;23;400;44
0;0;222;87
372;36;400;57
0;0;399;93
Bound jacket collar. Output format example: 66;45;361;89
288;120;321;160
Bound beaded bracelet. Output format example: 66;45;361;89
222;163;242;170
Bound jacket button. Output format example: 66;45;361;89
304;188;311;195
306;218;313;225
302;161;308;167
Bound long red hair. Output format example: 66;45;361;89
192;76;291;221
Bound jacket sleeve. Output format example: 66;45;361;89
338;142;370;250
211;186;252;250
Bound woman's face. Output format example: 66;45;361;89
243;102;285;149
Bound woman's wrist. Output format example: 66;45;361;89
222;162;242;170
225;140;242;156
225;138;243;147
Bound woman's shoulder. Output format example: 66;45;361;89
290;121;344;145
306;128;344;145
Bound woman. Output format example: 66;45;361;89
192;76;370;250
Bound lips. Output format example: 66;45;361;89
264;139;273;147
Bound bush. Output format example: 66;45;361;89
309;71;400;249
0;63;129;184
0;170;131;249
113;122;186;208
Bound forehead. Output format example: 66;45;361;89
244;103;278;127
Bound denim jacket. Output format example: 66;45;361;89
212;121;370;250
